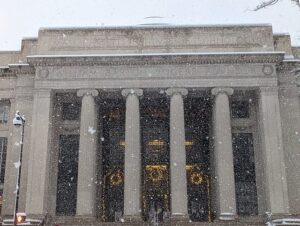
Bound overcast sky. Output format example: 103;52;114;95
0;0;300;50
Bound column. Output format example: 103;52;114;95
166;88;188;221
76;89;98;216
26;89;52;217
122;88;143;222
211;87;236;220
258;87;289;214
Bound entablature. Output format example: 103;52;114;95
27;52;284;66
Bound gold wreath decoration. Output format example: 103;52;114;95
110;171;123;186
191;172;203;185
149;168;163;183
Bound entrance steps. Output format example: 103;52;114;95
48;217;266;226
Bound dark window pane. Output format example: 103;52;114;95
184;97;212;222
0;106;8;123
0;138;7;185
56;135;79;216
231;101;250;118
102;99;125;222
232;133;258;216
0;138;7;214
141;97;170;223
62;103;80;120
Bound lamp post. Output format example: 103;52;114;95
12;111;26;225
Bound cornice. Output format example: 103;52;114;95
27;52;284;67
0;67;15;77
8;64;35;75
277;59;300;71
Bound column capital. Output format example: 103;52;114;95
121;88;143;97
77;89;99;97
211;87;234;96
166;88;188;97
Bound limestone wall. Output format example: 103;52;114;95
36;25;275;55
274;34;293;58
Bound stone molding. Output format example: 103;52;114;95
121;88;143;97
27;52;284;67
77;89;99;97
262;64;274;75
279;60;300;71
166;87;188;96
0;64;35;77
8;64;35;75
259;86;279;94
0;67;15;77
34;88;52;98
211;87;234;96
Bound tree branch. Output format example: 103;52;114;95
254;0;280;11
291;0;300;7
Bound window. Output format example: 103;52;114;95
232;133;258;216
56;135;79;216
0;105;9;124
231;100;250;119
0;138;7;213
62;102;80;121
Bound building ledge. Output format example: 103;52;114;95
27;52;285;67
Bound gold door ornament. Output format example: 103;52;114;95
146;165;167;185
109;170;123;186
190;172;203;185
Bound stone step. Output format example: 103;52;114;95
49;217;265;226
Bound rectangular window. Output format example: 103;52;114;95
56;134;79;216
0;105;9;124
231;100;250;119
62;103;80;121
0;138;7;213
232;133;258;216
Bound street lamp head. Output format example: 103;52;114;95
16;212;26;224
13;111;25;126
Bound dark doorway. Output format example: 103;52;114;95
141;96;170;223
101;98;125;222
184;96;212;222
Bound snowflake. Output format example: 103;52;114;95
88;126;96;135
14;161;21;169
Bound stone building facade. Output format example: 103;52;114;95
0;25;299;225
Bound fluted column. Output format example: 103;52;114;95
166;88;189;221
258;87;289;214
122;88;143;221
76;89;98;216
211;87;236;220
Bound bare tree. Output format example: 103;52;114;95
254;0;300;10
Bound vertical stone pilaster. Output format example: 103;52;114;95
211;87;236;220
122;88;143;222
258;87;289;214
25;89;52;216
76;89;99;216
2;98;17;217
279;86;300;213
166;88;189;221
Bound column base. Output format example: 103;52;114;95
170;213;190;222
218;213;236;221
265;213;300;225
123;214;144;223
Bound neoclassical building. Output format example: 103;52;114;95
0;24;299;225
